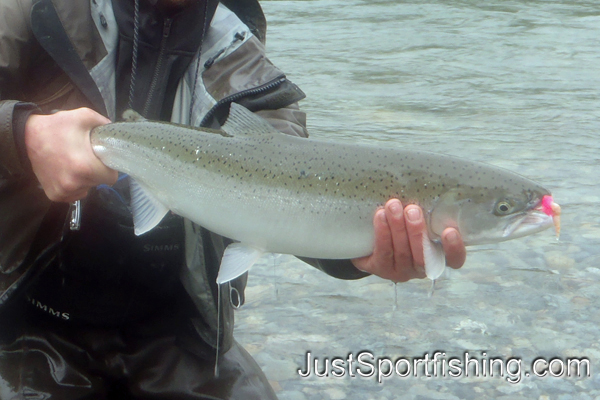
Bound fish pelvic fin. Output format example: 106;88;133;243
216;243;265;284
130;179;169;235
221;103;281;137
422;231;446;281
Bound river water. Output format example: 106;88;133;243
233;1;600;399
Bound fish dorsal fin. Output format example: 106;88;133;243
130;179;169;235
422;231;446;281
221;103;281;137
216;243;265;284
122;109;146;122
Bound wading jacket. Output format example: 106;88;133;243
0;0;368;354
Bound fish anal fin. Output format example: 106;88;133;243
216;243;265;284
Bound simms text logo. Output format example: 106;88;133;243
27;297;70;320
143;244;181;252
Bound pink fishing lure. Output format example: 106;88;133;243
541;195;561;238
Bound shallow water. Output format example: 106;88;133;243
234;1;600;398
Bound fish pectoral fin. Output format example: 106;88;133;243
422;232;446;281
216;243;265;284
221;103;281;137
130;179;170;236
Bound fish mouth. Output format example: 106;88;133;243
503;209;554;239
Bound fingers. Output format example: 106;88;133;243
372;208;394;265
352;199;427;282
403;205;426;273
384;200;411;269
441;228;466;269
89;161;119;187
77;109;118;186
386;200;426;281
351;208;394;277
352;199;467;283
25;108;117;202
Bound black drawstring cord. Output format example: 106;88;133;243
189;0;209;126
127;0;140;111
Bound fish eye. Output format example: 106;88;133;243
495;200;513;215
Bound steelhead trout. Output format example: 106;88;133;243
90;104;560;283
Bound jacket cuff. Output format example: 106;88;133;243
0;101;27;177
299;257;371;280
12;103;40;176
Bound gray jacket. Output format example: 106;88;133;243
0;0;367;353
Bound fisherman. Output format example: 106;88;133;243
0;0;466;398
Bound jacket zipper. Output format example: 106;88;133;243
204;32;247;70
143;18;173;116
200;76;287;127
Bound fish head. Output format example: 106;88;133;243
428;184;555;246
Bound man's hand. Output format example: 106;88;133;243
352;199;466;282
25;107;118;202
